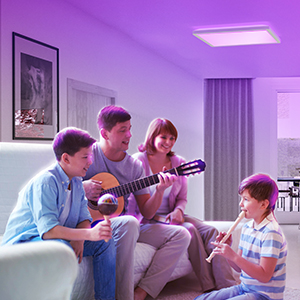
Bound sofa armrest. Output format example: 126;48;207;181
0;241;78;300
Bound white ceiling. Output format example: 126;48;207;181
64;0;300;79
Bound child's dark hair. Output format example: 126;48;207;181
53;127;96;161
97;105;131;132
238;173;278;216
138;118;178;156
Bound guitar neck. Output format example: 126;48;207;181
100;168;178;198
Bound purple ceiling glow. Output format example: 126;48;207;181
193;25;280;47
62;0;299;78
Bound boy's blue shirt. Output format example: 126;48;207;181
1;162;92;246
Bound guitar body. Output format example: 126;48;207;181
89;172;125;221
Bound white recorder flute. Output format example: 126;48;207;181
206;210;246;263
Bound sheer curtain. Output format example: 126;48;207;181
204;79;254;221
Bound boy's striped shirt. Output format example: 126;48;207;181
239;214;287;300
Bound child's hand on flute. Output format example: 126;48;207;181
206;210;245;263
215;231;233;246
210;240;236;261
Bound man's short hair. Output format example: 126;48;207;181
97;105;131;132
53;127;96;161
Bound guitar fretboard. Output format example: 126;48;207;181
100;168;178;198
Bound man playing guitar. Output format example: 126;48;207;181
83;105;191;300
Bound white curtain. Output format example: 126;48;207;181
204;79;254;221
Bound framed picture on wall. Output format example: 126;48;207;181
13;32;59;140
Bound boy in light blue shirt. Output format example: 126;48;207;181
1;127;116;300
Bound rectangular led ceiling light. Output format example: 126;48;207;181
193;25;280;47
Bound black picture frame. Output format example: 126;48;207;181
13;32;59;140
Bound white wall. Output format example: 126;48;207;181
0;0;205;218
277;92;300;139
253;77;300;178
3;1;298;221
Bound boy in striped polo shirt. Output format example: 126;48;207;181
195;173;287;300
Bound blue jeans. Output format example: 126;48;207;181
83;239;116;300
194;285;269;300
93;216;140;300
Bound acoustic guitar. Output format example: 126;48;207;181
87;159;206;221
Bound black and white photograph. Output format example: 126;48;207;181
13;32;59;140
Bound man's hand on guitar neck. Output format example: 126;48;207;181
83;179;103;201
155;168;178;194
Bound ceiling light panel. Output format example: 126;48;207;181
193;25;280;47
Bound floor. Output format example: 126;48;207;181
148;224;300;299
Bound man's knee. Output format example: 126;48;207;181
112;215;140;242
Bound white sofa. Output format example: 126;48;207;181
0;142;242;300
